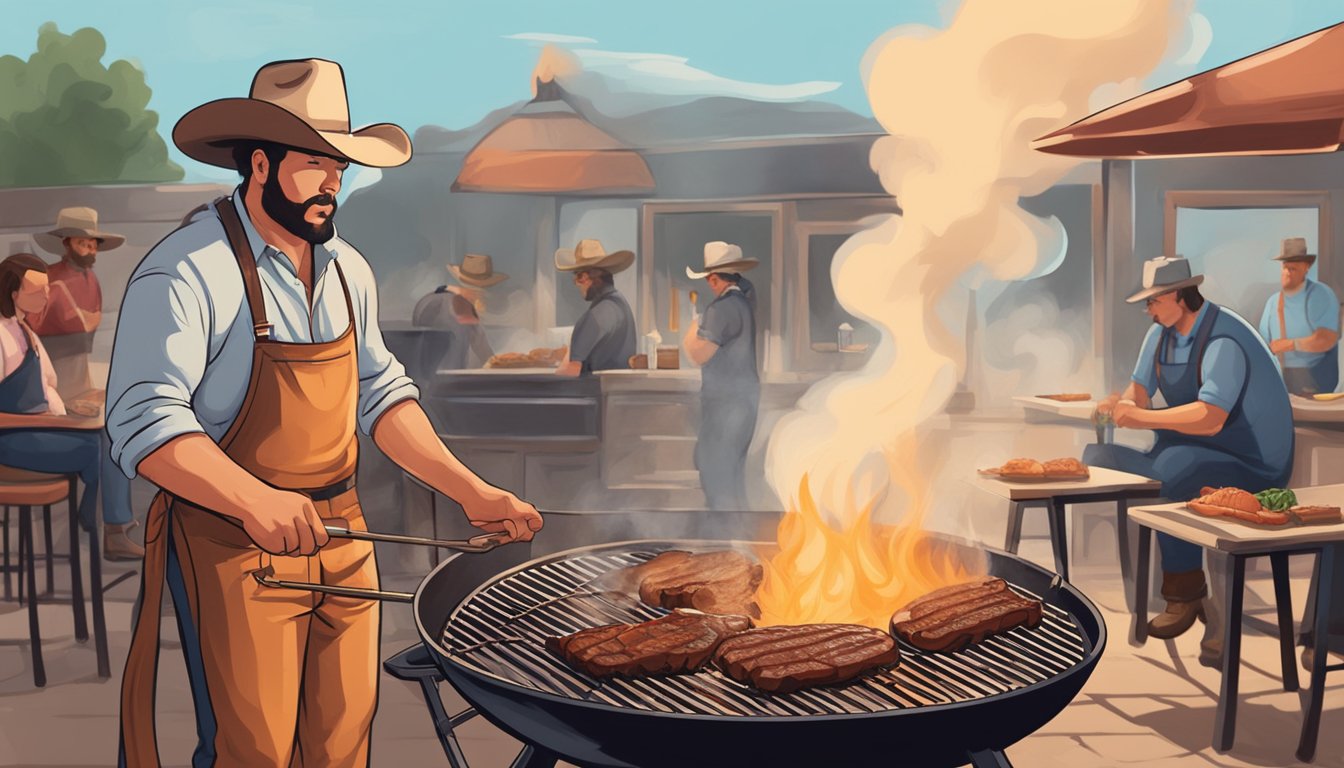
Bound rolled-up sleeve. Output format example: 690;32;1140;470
1308;283;1341;332
349;260;419;435
1198;338;1247;413
1131;324;1162;395
105;271;211;478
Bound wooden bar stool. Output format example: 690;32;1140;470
0;466;94;687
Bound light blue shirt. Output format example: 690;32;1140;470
106;188;419;479
1132;302;1255;413
1258;279;1341;368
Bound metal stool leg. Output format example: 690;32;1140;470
1046;499;1070;582
87;521;110;678
3;505;10;600
42;504;54;596
1269;552;1298;692
20;505;45;687
67;479;87;643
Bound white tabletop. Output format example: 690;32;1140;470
969;466;1163;501
1128;484;1344;554
1012;395;1097;421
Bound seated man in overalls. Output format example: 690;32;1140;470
1087;256;1293;667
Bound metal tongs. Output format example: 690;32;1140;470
251;521;514;603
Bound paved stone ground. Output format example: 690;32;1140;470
1;520;1341;767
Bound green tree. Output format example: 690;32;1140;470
0;22;183;187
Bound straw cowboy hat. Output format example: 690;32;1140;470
173;58;412;169
686;241;758;279
1272;237;1316;264
555;239;634;274
1126;256;1205;303
35;207;125;254
448;253;509;288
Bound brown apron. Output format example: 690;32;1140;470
119;199;379;767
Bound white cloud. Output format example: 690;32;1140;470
571;48;840;102
1175;12;1213;66
504;32;598;44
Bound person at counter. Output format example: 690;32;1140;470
1257;237;1339;395
411;252;502;372
0;253;104;540
1086;256;1292;667
112;58;541;767
683;241;760;511
554;238;636;376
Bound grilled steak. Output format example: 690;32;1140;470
1289;505;1343;525
712;624;900;694
547;609;752;679
891;578;1043;652
596;549;763;617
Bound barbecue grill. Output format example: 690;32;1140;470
392;535;1106;768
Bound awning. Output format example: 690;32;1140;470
1032;22;1344;158
452;80;655;195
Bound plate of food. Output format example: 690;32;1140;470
1035;393;1092;402
978;457;1090;482
485;347;566;369
1185;487;1342;528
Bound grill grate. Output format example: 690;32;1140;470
441;548;1088;717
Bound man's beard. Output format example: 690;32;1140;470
261;173;337;244
69;252;96;269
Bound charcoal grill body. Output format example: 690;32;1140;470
413;538;1105;768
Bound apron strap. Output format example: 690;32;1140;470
331;260;357;331
1277;289;1288;363
118;491;172;768
214;198;273;342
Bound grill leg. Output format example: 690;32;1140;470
1297;543;1336;763
1213;554;1246;752
414;676;470;768
1046;499;1069;582
1270;552;1298;692
967;748;1013;768
509;746;559;768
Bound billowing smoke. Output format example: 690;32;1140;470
766;0;1189;526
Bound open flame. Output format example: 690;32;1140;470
755;442;986;629
531;44;580;95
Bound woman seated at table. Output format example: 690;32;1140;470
0;253;102;531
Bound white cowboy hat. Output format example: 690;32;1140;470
173;58;412;169
1126;256;1205;303
36;207;125;254
448;253;509;288
1272;236;1316;264
686;241;758;279
555;239;635;274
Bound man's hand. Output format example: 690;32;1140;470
460;485;543;542
1095;393;1121;417
1111;399;1142;429
1270;338;1295;355
238;488;330;556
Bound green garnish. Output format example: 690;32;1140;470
1254;488;1297;511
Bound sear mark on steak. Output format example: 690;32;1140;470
546;609;753;679
712;624;900;694
891;577;1043;652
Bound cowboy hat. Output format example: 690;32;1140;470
173;58;412;170
1126;256;1205;303
555;239;634;274
35;207;125;254
1272;236;1316;264
449;253;509;288
686;241;758;279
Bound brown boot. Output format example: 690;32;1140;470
104;522;146;561
1148;569;1207;639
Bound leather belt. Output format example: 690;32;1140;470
303;475;356;502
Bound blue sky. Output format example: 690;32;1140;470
3;0;1342;184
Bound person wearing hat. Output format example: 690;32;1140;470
110;59;542;768
554;238;636;376
25;207;143;560
682;242;760;511
1257;237;1340;395
411;253;504;372
1086;256;1292;668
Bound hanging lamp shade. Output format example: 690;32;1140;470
453;79;656;194
1032;22;1344;158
